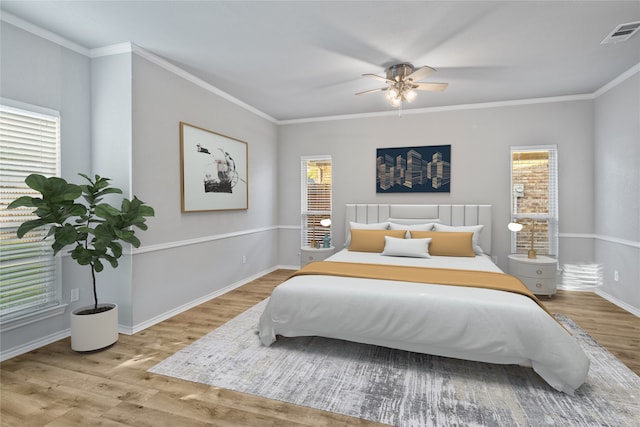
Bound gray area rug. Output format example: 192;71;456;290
149;299;640;426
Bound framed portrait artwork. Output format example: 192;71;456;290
376;144;451;193
180;122;248;212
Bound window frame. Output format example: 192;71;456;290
301;155;332;248
1;99;64;326
509;145;559;256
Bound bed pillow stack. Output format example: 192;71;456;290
346;221;484;257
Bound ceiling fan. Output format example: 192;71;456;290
355;63;448;107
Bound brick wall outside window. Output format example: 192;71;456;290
512;150;553;255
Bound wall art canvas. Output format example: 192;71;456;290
376;145;451;193
180;122;248;212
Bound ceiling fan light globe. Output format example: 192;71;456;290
387;88;398;99
405;90;417;102
389;97;401;107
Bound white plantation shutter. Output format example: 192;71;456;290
510;145;559;256
1;103;61;318
301;156;332;246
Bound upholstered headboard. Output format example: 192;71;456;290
345;204;492;255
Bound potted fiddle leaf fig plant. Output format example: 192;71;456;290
8;173;154;352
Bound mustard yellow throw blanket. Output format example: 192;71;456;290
291;261;553;318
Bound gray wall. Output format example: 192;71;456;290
0;23;279;358
278;101;595;272
128;53;279;328
90;52;135;326
0;23;92;355
594;72;640;312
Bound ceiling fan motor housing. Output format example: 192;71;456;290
386;63;415;81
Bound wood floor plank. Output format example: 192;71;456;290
1;269;638;426
45;408;130;427
542;289;640;374
100;401;214;427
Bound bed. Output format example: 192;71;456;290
258;204;590;394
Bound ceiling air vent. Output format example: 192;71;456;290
601;21;640;44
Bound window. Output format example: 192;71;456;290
301;156;332;247
1;102;61;320
510;145;558;256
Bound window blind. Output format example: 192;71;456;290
510;145;558;256
1;104;61;318
301;156;332;246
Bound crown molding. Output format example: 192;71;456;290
127;44;277;123
90;42;134;58
278;94;595;125
0;11;90;56
593;62;640;98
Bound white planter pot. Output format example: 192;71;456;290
70;303;119;352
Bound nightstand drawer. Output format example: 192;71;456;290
510;261;555;279
518;277;556;295
300;246;335;267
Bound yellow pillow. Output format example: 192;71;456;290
409;231;475;257
349;229;407;253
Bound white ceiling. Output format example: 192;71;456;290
1;1;639;121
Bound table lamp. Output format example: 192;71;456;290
320;218;331;248
508;219;537;259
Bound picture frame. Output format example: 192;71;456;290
180;122;248;212
376;144;451;193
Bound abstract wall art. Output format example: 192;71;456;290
180;122;248;212
376;145;451;193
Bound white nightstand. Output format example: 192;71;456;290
300;246;335;267
508;254;557;296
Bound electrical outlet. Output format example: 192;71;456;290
242;255;247;264
614;270;619;282
70;288;79;302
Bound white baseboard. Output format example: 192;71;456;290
1;329;70;362
126;266;281;334
595;289;640;318
1;266;285;361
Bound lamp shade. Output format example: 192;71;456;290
508;222;524;232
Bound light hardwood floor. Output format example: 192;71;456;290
1;269;638;426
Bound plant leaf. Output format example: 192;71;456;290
7;196;38;209
15;219;50;238
94;259;104;273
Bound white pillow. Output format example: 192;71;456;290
382;236;431;258
432;223;484;255
388;218;441;225
349;221;389;230
346;221;390;246
389;222;436;238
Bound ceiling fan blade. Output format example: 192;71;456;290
406;66;436;82
413;82;448;92
362;73;393;84
355;87;388;96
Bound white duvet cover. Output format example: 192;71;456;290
258;250;590;394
